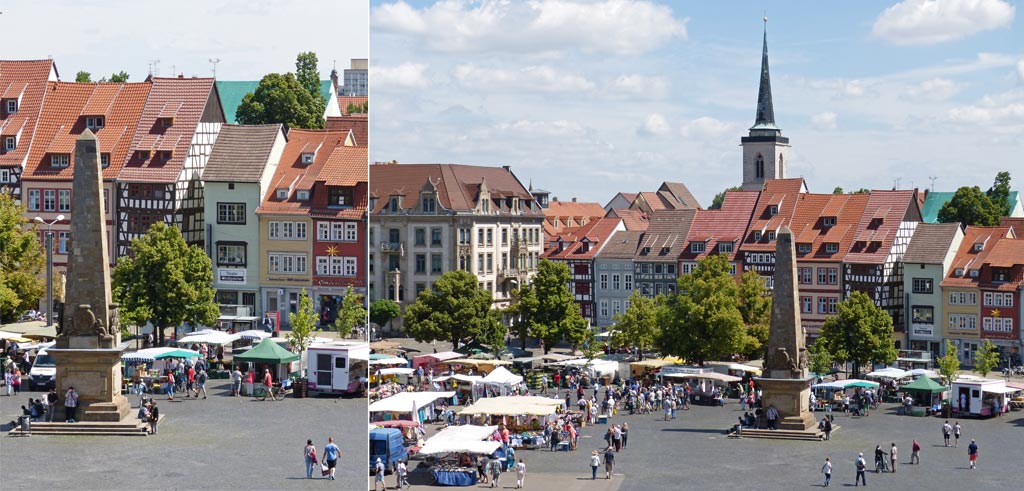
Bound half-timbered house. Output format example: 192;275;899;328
0;59;58;204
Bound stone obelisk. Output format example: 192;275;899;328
48;129;131;422
754;225;816;431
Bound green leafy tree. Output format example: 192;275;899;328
104;71;129;83
737;270;771;359
295;52;325;113
369;298;401;332
973;340;1000;377
709;186;743;210
938;186;1000;226
112;222;218;345
75;71;92;83
937;340;960;385
851;188;870;194
404;270;504;349
517;260;590;353
0;192;44;323
832;186;844;194
985;171;1012;217
333;286;367;338
236;72;324;129
346;101;368;114
807;338;833;376
817;291;898;379
657;255;749;365
610;290;662;356
507;285;539;350
286;289;319;376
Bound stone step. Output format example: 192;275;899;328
10;429;149;437
738;425;839;441
7;416;162;437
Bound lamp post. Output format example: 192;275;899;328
34;215;65;327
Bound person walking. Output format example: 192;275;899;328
373;458;386;490
822;417;833;440
766;404;779;430
911;439;921;464
148;400;159;434
165;370;175;400
621;422;629;448
953;421;962;447
855;453;867;486
185;364;195;398
11;367;21;395
304;439;318;479
821;457;832;487
232;366;243;396
45;387;58;422
515;458;526;488
196;369;208;399
396;460;408;489
323;437;340;480
603;446;615;479
889;443;897;473
942;420;952;446
589;450;600;479
262;369;274;402
489;456;501;487
64;386;79;423
967;439;978;469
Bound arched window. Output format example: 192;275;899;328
778;153;784;178
755;154;764;179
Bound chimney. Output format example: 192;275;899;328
572;197;577;202
552;197;558;202
502;165;511;172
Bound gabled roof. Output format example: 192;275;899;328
658;181;701;209
325;115;367;147
317;144;367;187
119;77;218;183
542;217;622;261
637;191;667;211
788;192;868;261
985;239;1024;269
596;230;643;260
217;80;335;124
844;190;918;264
607;208;649;231
0;60;56;169
635;209;697;262
680;190;758;262
603;192;637;210
739;178;806;252
1000;217;1024;237
544;200;606;239
203;124;284;182
257;129;351;216
23;81;151;181
941;225;1012;288
369;163;540;216
902;222;962;265
921;190;1022;223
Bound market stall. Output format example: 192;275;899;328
232;337;300;394
446;358;513;376
900;375;948;415
177;329;241;347
458;396;566;432
420;424;500;486
412;351;464;372
369;391;457;424
629;358;683;378
662;370;741;405
475;366;524;397
121;347;202;390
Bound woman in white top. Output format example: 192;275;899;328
589;450;601;479
515;459;526;488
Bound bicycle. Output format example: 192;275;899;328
253;384;285;401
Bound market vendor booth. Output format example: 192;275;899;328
369;391;457;424
458;395;567;439
899;375;948;415
420;425;501;486
232;337;300;395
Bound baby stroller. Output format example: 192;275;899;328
874;454;889;473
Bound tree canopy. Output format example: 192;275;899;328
817;291;897;378
737;270;771;359
286;289;319;375
112;222;218;345
657;254;750;365
369;298;401;332
404;270;505;349
610;290;662;355
973;340;1000;377
295;52;325;111
514;260;590;353
938;172;1013;226
709;186;742;210
333;286;367;338
75;71;91;83
936;340;960;385
807;338;833;376
0;192;44;323
236;72;324;129
75;71;130;83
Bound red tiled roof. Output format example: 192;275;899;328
318;144;367;187
258;129;351;215
80;84;121;116
0;60;55;169
739;178;806;252
609;208;649;231
23;81;151;181
788;192;868;261
637;191;667;211
369;163;540;215
542;217;622;261
325;115;368;147
941;226;1012;288
680;190;757;262
844;190;917;264
337;96;367;115
119;77;217;183
1000;217;1024;237
985;239;1024;268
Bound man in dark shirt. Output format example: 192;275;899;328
967;439;979;469
603;446;615;479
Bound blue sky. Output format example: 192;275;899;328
3;0;368;82
370;0;1022;207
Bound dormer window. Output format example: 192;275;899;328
301;153;315;164
389;196;401;211
4;136;15;151
368;197;377;211
512;198;519;213
156;150;172;161
969;269;979;278
954;268;964;277
86;116;105;129
421;193;435;213
822;216;836;227
753;231;762;241
135;150;151;160
640;246;651;255
580;241;590;253
718;242;734;253
101;153;110;168
297;190;310;201
158;117;173;127
50;154;70;168
825;243;839;254
973;242;984;252
328;187;353;207
5;100;16;114
797;243;811;254
768;205;778;216
276;189;288;200
481;199;490;213
690;242;706;253
767;231;776;241
660;247;670;256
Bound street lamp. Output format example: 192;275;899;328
34;215;65;327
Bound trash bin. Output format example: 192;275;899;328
18;415;31;433
293;378;308;398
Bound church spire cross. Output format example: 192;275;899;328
754;16;777;129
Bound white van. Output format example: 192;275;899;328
28;342;57;391
307;341;368;396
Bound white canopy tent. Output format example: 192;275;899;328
663;371;741;383
177;330;240;346
369;357;408;367
379;367;416;376
121;347;202;364
909;368;937;378
234;330;271;341
418;425;501;456
866;367;910;379
368;391;456;424
548;358;619;377
459;396;565;417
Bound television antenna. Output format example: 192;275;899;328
209;58;222;79
148;59;161;77
928;176;938;192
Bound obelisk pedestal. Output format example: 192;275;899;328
47;129;131;422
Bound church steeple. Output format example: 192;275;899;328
740;16;790;192
754;18;777;129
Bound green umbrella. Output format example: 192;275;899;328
154;349;201;360
845;380;880;389
233;338;299;364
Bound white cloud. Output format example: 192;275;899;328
811;111;838;130
872;0;1015;45
1018;59;1024;80
679;117;734;139
948;89;1024;124
906;78;963;101
608;75;669;98
372;0;687;55
370;62;430;89
453;64;594;92
495;119;588;138
638;114;671;136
